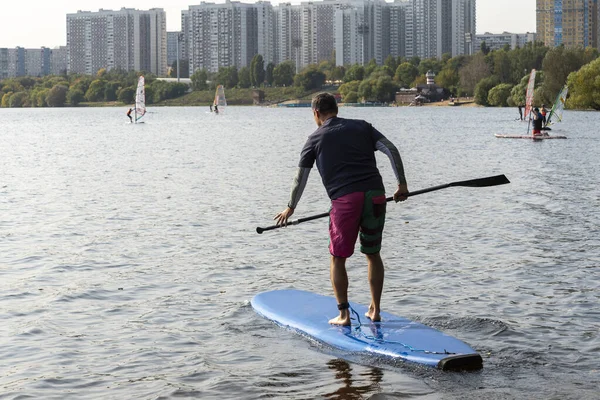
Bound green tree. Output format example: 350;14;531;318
34;88;50;107
67;88;85;106
343;91;358;103
104;81;120;101
459;53;491;96
364;59;378;77
85;79;106;102
190;69;209;91
394;62;418;88
273;61;296;86
215;66;238;89
9;91;29;107
480;41;491;55
491;50;512;83
1;92;12;107
339;80;360;101
329;65;346;82
294;66;326;90
435;69;460;94
238;66;252;88
384;55;398;76
46;85;68;107
474;76;499;106
343;64;365;83
566;57;600;110
265;62;275;86
539;46;599;105
488;83;514;107
250;54;265;86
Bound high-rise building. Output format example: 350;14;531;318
256;1;276;65
406;0;475;59
67;8;167;76
274;3;302;70
0;48;10;79
185;0;259;73
536;0;598;48
167;31;183;67
51;46;68;75
388;0;409;59
0;47;64;78
23;48;51;77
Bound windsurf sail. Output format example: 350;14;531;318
214;85;227;109
134;76;146;122
545;85;568;127
524;69;536;121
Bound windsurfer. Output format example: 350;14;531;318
127;108;133;123
532;107;544;136
214;104;219;114
518;104;524;120
540;104;548;124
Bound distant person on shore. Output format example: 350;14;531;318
127;108;133;123
273;92;408;326
518;105;524;120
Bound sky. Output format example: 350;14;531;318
0;0;536;49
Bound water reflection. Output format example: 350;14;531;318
324;358;384;399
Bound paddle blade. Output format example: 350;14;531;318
449;174;510;188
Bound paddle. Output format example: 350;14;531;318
256;174;510;234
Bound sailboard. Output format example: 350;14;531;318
545;85;568;128
494;134;567;140
213;85;227;113
496;70;566;139
134;76;146;123
252;289;483;371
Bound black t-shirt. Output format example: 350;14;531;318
298;117;385;200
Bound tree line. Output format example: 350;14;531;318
2;43;600;109
0;68;188;108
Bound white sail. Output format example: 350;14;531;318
135;76;146;122
545;85;568;127
214;85;227;108
524;69;536;120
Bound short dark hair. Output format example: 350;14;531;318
312;92;338;115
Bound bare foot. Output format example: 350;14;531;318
329;313;351;326
365;306;381;322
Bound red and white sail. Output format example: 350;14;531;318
524;69;536;120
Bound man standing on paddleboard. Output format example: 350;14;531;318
274;92;409;326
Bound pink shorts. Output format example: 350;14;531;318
329;191;387;258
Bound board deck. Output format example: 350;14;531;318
495;134;567;139
251;289;483;371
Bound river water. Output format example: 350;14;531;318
1;105;598;400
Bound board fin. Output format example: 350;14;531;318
437;354;483;371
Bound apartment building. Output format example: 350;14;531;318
67;8;167;76
167;31;183;66
0;47;57;78
536;0;598;48
185;0;259;73
180;0;477;74
475;32;537;51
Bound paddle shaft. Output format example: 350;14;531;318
256;174;510;234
